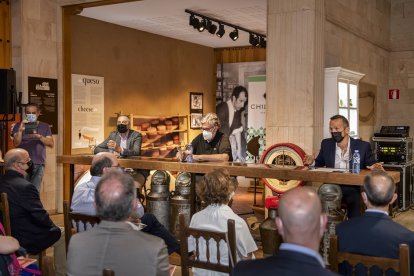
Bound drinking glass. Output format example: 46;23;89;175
88;138;96;154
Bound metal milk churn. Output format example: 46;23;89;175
170;172;192;238
318;183;345;265
259;196;282;257
146;170;171;230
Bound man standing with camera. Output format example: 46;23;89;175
11;103;54;191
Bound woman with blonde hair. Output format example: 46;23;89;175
188;168;257;276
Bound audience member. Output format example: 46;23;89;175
0;235;20;275
233;186;337;276
71;152;180;254
11;103;54;191
0;148;65;275
67;170;169;276
336;170;414;275
189;168;257;276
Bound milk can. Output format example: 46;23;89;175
170;172;191;238
259;196;282;257
146;170;171;230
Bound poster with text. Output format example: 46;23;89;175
71;74;104;149
28;77;58;134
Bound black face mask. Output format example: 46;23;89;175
331;131;344;143
117;124;128;133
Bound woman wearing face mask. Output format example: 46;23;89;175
177;113;232;162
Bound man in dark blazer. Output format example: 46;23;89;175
304;114;383;218
233;187;338;276
336;171;414;275
94;114;148;185
216;86;247;162
0;148;65;274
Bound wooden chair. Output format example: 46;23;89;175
41;255;55;276
329;235;410;276
63;200;101;253
179;213;237;276
102;268;114;276
0;192;12;235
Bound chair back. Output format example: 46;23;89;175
41;255;55;276
0;192;11;236
179;213;237;276
102;268;114;276
63;200;101;253
329;234;410;276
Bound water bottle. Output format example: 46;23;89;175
352;150;360;174
185;144;193;163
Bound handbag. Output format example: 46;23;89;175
0;223;41;276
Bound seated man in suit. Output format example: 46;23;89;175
67;170;169;276
304;114;383;218
71;152;180;254
0;148;66;275
336;170;414;275
233;186;337;276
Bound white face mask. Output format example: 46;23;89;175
26;114;37;123
202;130;213;141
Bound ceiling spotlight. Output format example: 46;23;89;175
259;36;266;48
249;33;259;46
229;29;239;41
216;24;225;38
208;23;217;34
198;18;206;32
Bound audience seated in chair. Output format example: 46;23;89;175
70;152;180;254
336;170;414;275
233;186;338;276
0;149;66;276
188;168;257;276
67;171;169;276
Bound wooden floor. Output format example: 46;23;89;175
51;186;414;274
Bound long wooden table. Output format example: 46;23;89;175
57;155;400;205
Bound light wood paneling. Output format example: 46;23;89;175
0;0;11;68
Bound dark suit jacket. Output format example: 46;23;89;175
0;170;61;254
336;211;414;275
233;249;338;276
216;101;243;135
315;137;376;169
94;129;142;157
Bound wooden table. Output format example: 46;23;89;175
57;154;400;211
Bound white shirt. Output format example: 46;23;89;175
188;204;257;276
334;137;351;169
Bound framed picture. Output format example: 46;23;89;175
190;92;203;112
190;113;203;129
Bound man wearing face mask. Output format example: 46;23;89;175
177;113;232;162
304;114;383;218
11;103;54;191
94;115;148;186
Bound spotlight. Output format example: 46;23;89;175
191;17;200;29
189;14;195;26
208;23;217;35
259;36;266;48
229;29;239;41
216;24;225;38
198;18;206;32
249;33;259;46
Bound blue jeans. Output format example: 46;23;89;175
27;164;45;191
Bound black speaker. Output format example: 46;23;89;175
383;163;413;211
0;68;16;114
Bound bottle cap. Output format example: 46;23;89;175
265;196;279;209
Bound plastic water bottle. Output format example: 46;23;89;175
185;144;193;163
352;150;360;174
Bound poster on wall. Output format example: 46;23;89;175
216;61;266;162
28;77;58;134
71;74;104;150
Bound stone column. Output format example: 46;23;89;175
266;0;325;154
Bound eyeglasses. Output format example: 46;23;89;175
201;126;215;131
117;121;129;125
26;112;37;115
18;160;33;167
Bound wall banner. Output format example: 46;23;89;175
71;74;104;149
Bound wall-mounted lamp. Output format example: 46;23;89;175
185;9;266;48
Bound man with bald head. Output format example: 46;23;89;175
233;187;337;275
94;115;148;186
0;148;65;275
71;152;180;254
67;170;169;276
336;171;414;275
